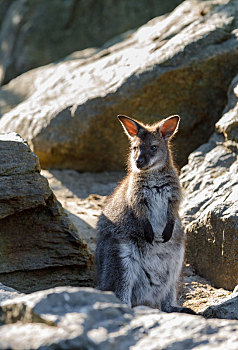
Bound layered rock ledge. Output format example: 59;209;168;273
0;133;94;293
180;74;238;290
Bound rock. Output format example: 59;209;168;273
41;169;123;252
233;285;238;294
180;74;238;290
203;295;238;320
180;264;232;314
0;133;50;219
216;74;238;142
1;0;238;170
0;133;94;293
0;286;238;349
0;0;183;85
0;283;22;304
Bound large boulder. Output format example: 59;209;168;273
180;74;238;290
1;0;238;171
0;133;94;293
0;286;238;349
0;0;183;85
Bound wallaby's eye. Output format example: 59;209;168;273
150;145;157;151
133;146;137;151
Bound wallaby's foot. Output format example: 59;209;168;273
169;306;196;315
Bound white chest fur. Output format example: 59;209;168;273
143;184;171;241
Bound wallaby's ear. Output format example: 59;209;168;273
158;115;180;139
117;115;142;138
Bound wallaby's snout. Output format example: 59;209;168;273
136;156;145;169
134;144;156;170
136;147;146;169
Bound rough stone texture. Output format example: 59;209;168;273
0;0;183;85
0;133;94;293
180;264;232;314
180;74;238;291
0;286;238;350
1;0;238;170
203;295;238;320
216;74;238;142
0;283;22;304
41;169;123;253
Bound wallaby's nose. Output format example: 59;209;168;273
136;157;145;169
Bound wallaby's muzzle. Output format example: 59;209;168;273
136;156;146;169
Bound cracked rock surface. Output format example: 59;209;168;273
0;286;238;350
0;133;94;293
0;0;183;85
1;0;238;170
180;74;238;290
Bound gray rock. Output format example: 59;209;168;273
0;133;51;219
0;0;183;85
0;283;22;303
216;75;238;142
1;0;238;170
0;133;94;293
203;296;238;320
180;74;238;290
0;286;238;349
41;169;123;253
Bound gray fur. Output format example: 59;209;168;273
96;115;192;313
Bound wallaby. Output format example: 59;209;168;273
96;114;193;314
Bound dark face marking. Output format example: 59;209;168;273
131;132;161;171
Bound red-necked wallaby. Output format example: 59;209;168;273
96;115;194;313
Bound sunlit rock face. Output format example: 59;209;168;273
0;286;238;349
0;133;94;293
0;0;183;85
180;74;238;291
1;0;238;171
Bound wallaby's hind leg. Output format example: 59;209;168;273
96;238;138;307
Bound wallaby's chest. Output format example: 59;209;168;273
142;183;171;208
142;183;171;238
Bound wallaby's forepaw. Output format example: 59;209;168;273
162;220;174;243
144;221;154;244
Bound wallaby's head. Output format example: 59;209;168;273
118;115;180;172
